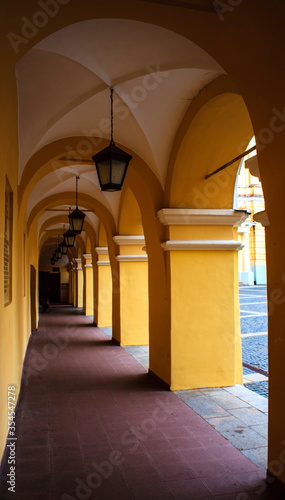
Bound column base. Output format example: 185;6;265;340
148;369;170;390
267;469;285;495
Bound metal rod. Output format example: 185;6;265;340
45;209;94;212
76;176;79;208
205;145;257;179
110;87;114;143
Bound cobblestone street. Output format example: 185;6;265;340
239;285;268;398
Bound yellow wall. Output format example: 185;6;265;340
169;93;253;209
119;187;144;235
0;70;32;457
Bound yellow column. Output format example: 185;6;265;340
71;260;77;306
114;235;149;346
158;208;247;390
74;258;83;308
82;253;94;317
69;262;74;305
96;247;112;327
238;224;254;285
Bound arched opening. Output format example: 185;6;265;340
235;138;268;399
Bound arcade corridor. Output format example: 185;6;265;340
2;0;285;494
0;308;282;499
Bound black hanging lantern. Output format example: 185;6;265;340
50;257;56;265
60;240;68;255
63;228;76;247
92;88;132;192
68;176;86;233
55;247;62;260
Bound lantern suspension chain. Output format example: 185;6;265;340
110;87;114;144
76;175;79;208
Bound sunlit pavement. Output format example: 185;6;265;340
239;286;268;398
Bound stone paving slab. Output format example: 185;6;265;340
199;392;250;410
224;385;268;413
228;407;268;427
251;424;268;438
205;415;267;450
243;373;267;383
180;396;230;419
241;447;268;471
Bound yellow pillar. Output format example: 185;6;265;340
74;258;83;308
114;235;149;346
238;224;254;285
82;253;94;317
71;261;77;306
69;262;74;305
96;247;112;327
158;208;247;390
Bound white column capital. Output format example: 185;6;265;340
95;247;108;254
253;210;270;227
161;240;244;251
244;154;260;179
157;209;248;227
116;255;148;262
113;235;145;245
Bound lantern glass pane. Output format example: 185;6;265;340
70;218;83;233
111;160;127;184
97;160;111;185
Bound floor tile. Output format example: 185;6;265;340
128;477;174;499
168;436;203;450
182;396;230;419
228;407;268;427
201;474;244;495
189;459;228;478
178;447;216;463
166;477;212;499
156;461;197;481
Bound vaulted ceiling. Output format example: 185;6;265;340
16;18;225;263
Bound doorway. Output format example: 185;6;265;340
39;271;61;303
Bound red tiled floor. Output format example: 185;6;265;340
0;308;283;499
200;474;244;496
166;477;212;499
189;460;228;478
